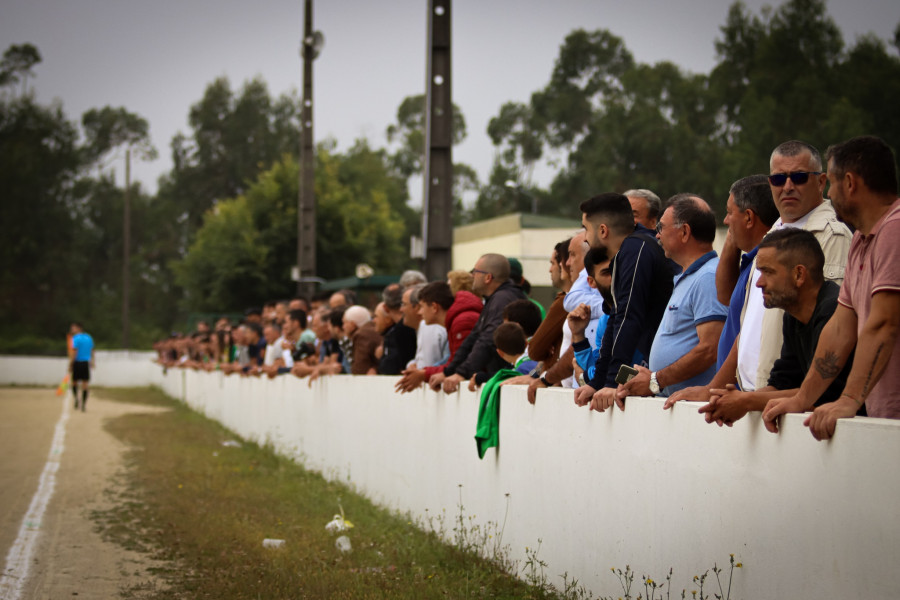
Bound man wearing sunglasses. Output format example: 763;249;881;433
745;141;852;392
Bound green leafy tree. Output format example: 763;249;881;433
175;142;414;311
157;76;302;236
385;94;478;224
0;43;41;95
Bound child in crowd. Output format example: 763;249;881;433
475;322;530;459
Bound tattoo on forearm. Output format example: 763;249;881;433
814;351;841;380
861;343;885;400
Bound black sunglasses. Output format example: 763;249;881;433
768;171;821;187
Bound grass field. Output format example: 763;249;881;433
95;387;582;599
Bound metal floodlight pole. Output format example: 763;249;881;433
421;0;452;281
297;0;321;299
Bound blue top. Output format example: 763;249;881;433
648;251;727;395
563;268;605;350
72;332;94;362
573;313;609;382
716;246;758;371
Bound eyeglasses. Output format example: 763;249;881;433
470;268;489;276
656;221;681;234
767;171;821;187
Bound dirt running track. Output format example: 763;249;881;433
0;388;168;599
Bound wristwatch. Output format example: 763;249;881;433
649;372;660;395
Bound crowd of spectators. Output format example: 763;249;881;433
155;135;900;442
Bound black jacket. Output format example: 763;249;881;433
443;281;526;380
588;225;677;389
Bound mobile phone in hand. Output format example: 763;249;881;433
615;364;638;385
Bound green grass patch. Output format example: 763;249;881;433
96;387;575;599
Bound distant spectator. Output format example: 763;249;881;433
399;269;428;289
475;322;531;459
330;289;356;309
569;246;614;385
244;307;262;324
343;305;382;375
289;296;310;313
447;270;475;295
624;188;662;230
406;283;449;370
508;258;545;319
506;238;572;393
396;280;482;393
431;253;527;394
378;283;417;374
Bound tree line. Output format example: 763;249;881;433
1;0;897;352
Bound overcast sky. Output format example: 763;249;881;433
3;0;898;201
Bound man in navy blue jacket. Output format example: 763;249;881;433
574;193;677;411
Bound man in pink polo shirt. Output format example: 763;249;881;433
763;135;900;440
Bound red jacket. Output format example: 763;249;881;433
424;290;483;378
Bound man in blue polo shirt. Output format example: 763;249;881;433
617;195;727;399
714;174;780;370
69;322;95;412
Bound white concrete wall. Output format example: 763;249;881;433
0;352;157;387
3;355;898;598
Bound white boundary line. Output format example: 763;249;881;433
0;393;71;599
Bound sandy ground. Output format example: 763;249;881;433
0;387;170;599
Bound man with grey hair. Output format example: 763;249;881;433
399;269;428;289
378;283;417;374
617;194;727;399
624;188;662;230
431;253;526;393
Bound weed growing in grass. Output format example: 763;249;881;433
599;555;743;600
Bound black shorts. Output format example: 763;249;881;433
72;361;91;382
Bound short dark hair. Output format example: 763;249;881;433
730;174;779;227
328;307;346;328
288;309;308;328
825;135;899;196
771;140;823;171
580;193;635;235
493;322;527;356
418;281;454;310
554;238;571;266
758;228;825;284
244;321;263;339
382;283;404;310
667;194;717;244
503;299;542;337
583;246;610;277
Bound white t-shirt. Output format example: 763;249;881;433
409;323;449;369
736;270;763;391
